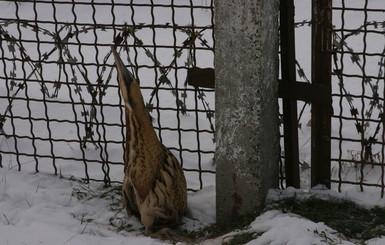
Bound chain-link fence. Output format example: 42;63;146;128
4;0;385;195
280;0;385;197
331;0;385;195
0;0;215;191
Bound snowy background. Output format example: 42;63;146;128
1;0;385;244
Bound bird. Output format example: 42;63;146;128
110;46;188;237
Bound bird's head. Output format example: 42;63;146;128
111;47;145;113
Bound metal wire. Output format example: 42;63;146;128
0;0;215;191
331;0;385;195
279;1;385;194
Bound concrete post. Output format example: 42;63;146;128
215;0;280;223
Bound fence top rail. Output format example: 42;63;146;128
5;0;214;9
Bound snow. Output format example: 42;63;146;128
247;211;350;245
2;167;385;245
0;167;214;245
1;0;385;244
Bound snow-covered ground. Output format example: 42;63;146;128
1;0;385;244
2;167;385;245
0;167;215;245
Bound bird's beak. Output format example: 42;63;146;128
111;46;134;86
111;46;136;109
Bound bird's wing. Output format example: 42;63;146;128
130;148;165;204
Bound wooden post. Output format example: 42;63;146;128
311;0;332;188
280;0;300;188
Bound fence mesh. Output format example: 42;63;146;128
280;0;385;195
5;0;385;195
331;0;385;195
0;0;215;191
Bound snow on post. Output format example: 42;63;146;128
215;0;280;223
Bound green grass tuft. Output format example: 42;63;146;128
273;196;385;242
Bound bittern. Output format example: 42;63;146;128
111;47;187;236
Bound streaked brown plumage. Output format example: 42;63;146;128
111;47;187;235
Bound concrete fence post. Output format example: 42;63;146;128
215;0;280;223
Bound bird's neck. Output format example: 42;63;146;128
125;106;161;151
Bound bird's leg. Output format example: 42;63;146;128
122;193;132;216
141;207;174;235
149;228;193;243
143;208;191;243
148;207;174;220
